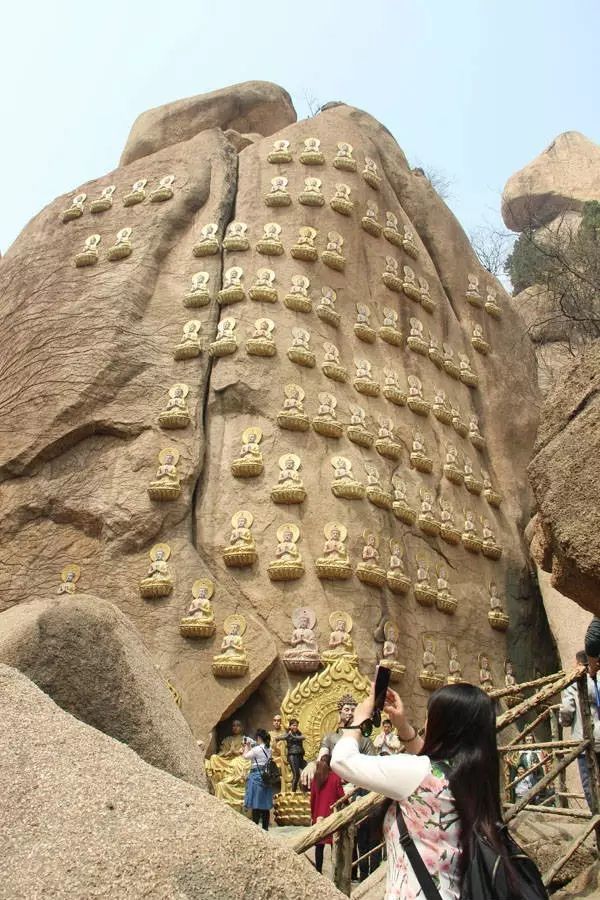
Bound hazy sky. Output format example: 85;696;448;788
2;0;598;253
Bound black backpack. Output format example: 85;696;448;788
257;749;281;793
396;804;549;900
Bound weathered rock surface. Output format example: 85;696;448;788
529;341;600;614
0;594;204;786
0;665;344;900
121;80;296;166
502;131;600;232
0;81;554;746
555;861;600;899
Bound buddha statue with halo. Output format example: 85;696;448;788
429;333;444;368
322;231;346;271
267;138;292;164
386;540;411;594
330;183;354;216
463;457;483;495
347;403;374;448
383;368;407;407
488;581;509;631
432;387;452;425
147;448;181;500
106;227;133;261
353;358;380;397
299;137;325;165
482;470;503;508
382;211;403;247
322;611;357;665
451;402;468;437
231;426;263;478
361;201;382;237
379;307;403;346
402;265;422;302
223;221;249;252
479;653;494;693
382;255;402;292
443;344;461;380
418;488;441;536
284;274;312;313
149;174;175;203
277;383;310;432
283;608;321;673
407;375;430;416
222;510;257;567
246;317;276;357
174;320;203;360
268;523;304;581
471;322;491;354
271;453;306;504
208;317;238;358
315;523;352;580
192;222;220;257
458;352;478;389
462;510;483;553
287;327;316;368
316;285;341;327
212;616;249;677
391;474;417;525
217;266;245;305
447;644;463;684
158;383;191;429
468;415;486;451
248;267;278;303
90;184;115;214
443;444;464;485
362;156;382;189
365;461;392;509
403;225;419;259
330;455;365;500
299;176;325;207
503;660;524;707
465;273;482;306
333;141;357;172
414;556;437;607
485;286;502;318
356;530;386;588
123;178;147;207
439;497;461;545
482;519;502;560
62;192;86;223
74;233;101;267
183;271;211;308
57;564;80;595
322;341;348;383
139;543;173;598
291;225;318;262
419;276;436;313
410;428;433;473
407;318;429;356
179;578;216;638
435;564;458;615
420;636;445;691
375;416;402;460
256;221;284;256
354;303;376;343
313;391;343;439
265;175;291;207
379;621;406;682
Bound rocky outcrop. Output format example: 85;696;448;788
0;665;344;900
529;342;600;614
0;594;205;786
0;81;553;745
502;131;600;232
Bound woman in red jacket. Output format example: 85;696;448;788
310;753;345;873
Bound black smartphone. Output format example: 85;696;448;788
372;665;391;728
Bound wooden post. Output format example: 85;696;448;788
550;708;567;808
333;824;355;896
496;668;582;731
504;741;587;822
577;673;600;851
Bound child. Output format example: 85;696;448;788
276;718;306;791
514;765;534;801
310;754;344;873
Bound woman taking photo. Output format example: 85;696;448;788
242;728;275;830
331;681;531;900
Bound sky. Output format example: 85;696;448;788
2;0;599;254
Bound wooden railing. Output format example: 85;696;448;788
292;667;600;895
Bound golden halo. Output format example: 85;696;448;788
184;319;202;332
323;521;347;542
242;426;262;444
422;633;436;650
158;447;180;465
292;607;316;629
384;620;399;641
117;227;132;241
329;610;352;632
331;456;351;471
224;614;247;636
362;530;379;547
264;222;282;235
389;538;403;554
256;267;275;282
150;542;171;561
284;383;305;400
318;391;336;407
231;509;254;529
299;226;317;239
255;317;275;332
328;231;343;245
279;453;300;470
192;578;214;599
292;275;310;289
169;383;189;398
277;523;300;543
60;564;81;582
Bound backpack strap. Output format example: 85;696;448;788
395;803;443;900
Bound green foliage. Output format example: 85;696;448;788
505;232;551;294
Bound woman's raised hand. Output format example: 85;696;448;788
383;688;407;729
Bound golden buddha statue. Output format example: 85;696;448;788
322;231;346;271
90;184;115;214
205;719;250;812
179;578;216;638
382;368;407;407
299;176;325;207
353;358;380;397
356;530;386;588
465;273;482;306
231;426;263;478
330;183;354;216
414;557;437;607
148;448;181;501
443;444;464;485
347;404;374;448
429;333;444;368
418;488;441;536
192;223;220;257
312;391;343;438
382;211;403;248
382;255;402;292
277;383;310;432
387;540;411;594
462;510;483;553
223;511;257;568
315;523;352;580
402;226;419;259
432;387;452;425
139;543;173;598
283;607;321;672
471;323;490;355
375;416;402;460
439;498;461;545
361;201;382;237
217;266;245;305
208;317;238;357
330;455;365;500
479;653;494;694
284;274;312;313
485;286;502;318
354;303;376;343
149;174;175;203
391;475;417;525
257;222;284;256
362;156;382;189
451;403;468;437
379;307;403;346
62;192;86;223
246;317;276;357
158;383;191;429
419;276;436;313
482;519;502;560
436;565;458;615
184;271;211;308
407;317;429;356
443;344;461;380
468;415;486;451
322;611;357;664
402;265;422;302
410;429;433;473
290;226;318;262
74;233;101;267
107;227;133;261
248;267;278;303
447;644;462;684
267;523;304;581
287;327;315;368
316;285;340;327
271;453;306;504
488;581;509;631
265;175;291;207
174;320;203;360
322;341;348;383
380;621;406;682
299;137;325;165
459;353;478;389
333;142;357;172
212;615;249;677
482;470;503;508
503;660;524;707
267;139;293;164
57;564;80;595
123;178;147;207
364;461;392;509
420;636;444;691
223;221;249;252
407;376;430;417
463;457;483;495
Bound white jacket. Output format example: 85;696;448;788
559;675;600;751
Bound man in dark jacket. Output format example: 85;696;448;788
586;618;600;678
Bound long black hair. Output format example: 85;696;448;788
255;728;271;747
419;683;504;874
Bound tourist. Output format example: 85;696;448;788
331;682;514;898
514;765;534;801
242;729;275;830
310;753;344;873
516;733;547;803
585;618;600;678
276;718;306;792
373;719;401;755
560;649;600;808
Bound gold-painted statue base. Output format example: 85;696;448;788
277;411;310;432
484;489;503;509
192;240;219;257
444;360;461;380
452;418;468;437
158;410;191;429
440;526;461;545
217;286;245;305
433;406;453;425
333;157;357;173
284;295;312;313
147;482;181;501
460;371;479;389
209;338;237;358
174;344;201;361
466;292;483;307
267;560;305;581
321;251;345;272
322;362;347;383
256;238;284;256
407;336;430;356
63;207;83;223
462;535;483;554
419;671;445;691
271;485;306;504
485;300;501;319
231;458;264;478
223;236;249;252
410;453;433;474
354;323;377;343
107;242;132;261
407;397;431;416
387;572;411;594
150;186;174;203
331;480;365;500
383;386;407;407
356;563;386;588
123;190;145;207
375;438;402;461
274;793;310;827
382;272;402;292
414;585;437;607
347;425;374;448
472;336;490;355
183;291;210;308
312;418;343;439
321;650;358;667
330;197;353;216
421;294;436;314
382;227;403;248
315;559;353;580
212;660;249;678
363;171;381;190
246;338;276;357
287;348;316;368
75;250;99;267
403;283;422;303
366;486;393;510
379;327;403;347
403;240;418;259
249;286;278;303
436;595;458;615
353;378;380;398
470;434;486;452
291;245;318;262
140;578;173;599
393;503;417;525
418;515;441;537
283;656;321;674
482;543;502;561
316;304;341;328
90;198;112;213
264;193;291;208
379;660;406;683
464;475;483;495
444;464;464;486
179;618;216;638
299;150;325;165
267;149;293;163
361;217;382;238
223;547;257;567
299;192;325;208
488;611;509;631
429;347;444;368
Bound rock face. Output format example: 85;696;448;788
502;131;600;232
0;665;344;900
529;342;600;614
0;594;204;785
0;81;554;746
